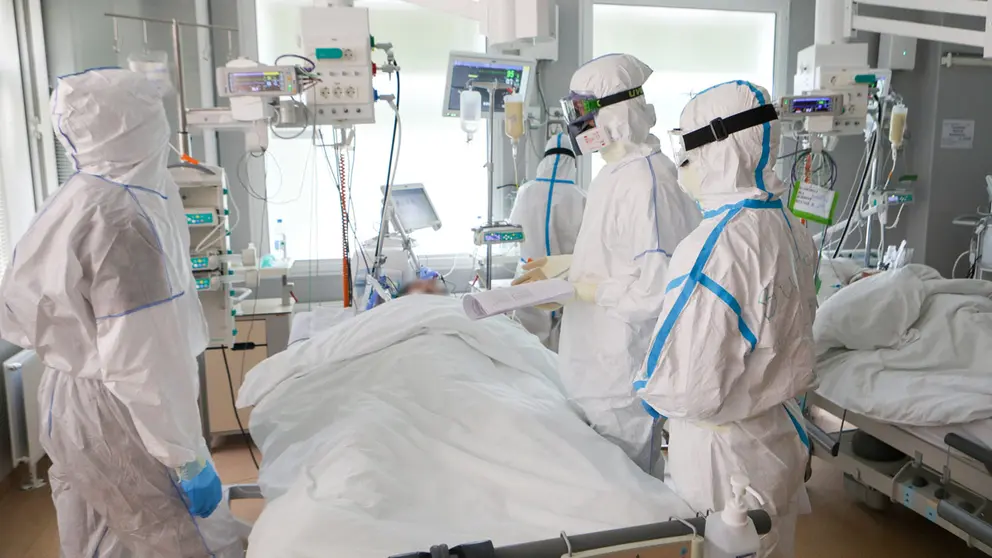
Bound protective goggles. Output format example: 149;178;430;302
668;103;779;167
561;86;645;124
560;86;645;154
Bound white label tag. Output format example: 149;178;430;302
789;182;838;225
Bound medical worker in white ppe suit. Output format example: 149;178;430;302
519;54;700;472
0;69;244;557
635;81;817;558
509;133;584;349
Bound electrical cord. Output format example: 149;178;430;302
274;53;316;72
219;347;260;470
952;250;971;279
833;129;878;258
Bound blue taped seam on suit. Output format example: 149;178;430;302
543;133;564;256
645;155;663;255
633;380;662;419
666;274;688;293
634;248;671;261
641;206;744;380
641;198;783;381
680;80;771;195
698;274;757;351
125;188;175;294
739;81;771;195
94;291;185;320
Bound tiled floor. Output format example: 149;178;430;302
0;444;986;557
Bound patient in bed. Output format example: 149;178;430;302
397;277;447;297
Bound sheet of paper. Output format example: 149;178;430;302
789;181;838;225
462;279;574;320
941;119;975;149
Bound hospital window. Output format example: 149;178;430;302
256;0;488;262
590;3;776;178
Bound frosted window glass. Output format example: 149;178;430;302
590;4;776;177
256;0;487;261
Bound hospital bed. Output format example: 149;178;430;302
804;262;992;554
231;295;741;557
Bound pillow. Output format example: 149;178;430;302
813;266;926;354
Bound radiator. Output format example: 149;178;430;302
3;350;46;489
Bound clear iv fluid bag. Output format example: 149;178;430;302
460;90;482;140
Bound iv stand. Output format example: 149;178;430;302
468;79;502;291
103;12;240;157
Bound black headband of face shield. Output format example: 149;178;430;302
544;147;575;159
682;104;778;151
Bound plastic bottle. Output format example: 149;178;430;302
460;90;482;143
703;474;763;558
273;218;288;262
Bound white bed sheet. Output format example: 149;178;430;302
238;295;692;558
814;265;992;427
288;305;354;346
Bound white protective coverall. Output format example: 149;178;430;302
0;69;244;557
634;81;817;558
559;54;701;472
509;133;584;348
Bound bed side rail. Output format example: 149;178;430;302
945;433;992;475
389;511;771;558
937;500;992;548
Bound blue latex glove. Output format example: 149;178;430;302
418;266;439;280
176;461;222;518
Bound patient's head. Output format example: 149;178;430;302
398;278;446;297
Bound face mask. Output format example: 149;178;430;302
678;161;704;200
561;86;645;156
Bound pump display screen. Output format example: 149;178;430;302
446;59;529;115
186;212;216;226
227;71;290;95
789;97;833;114
196;277;212;291
485;231;524;242
191;256;210;270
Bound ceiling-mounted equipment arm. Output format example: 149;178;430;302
841;0;992;57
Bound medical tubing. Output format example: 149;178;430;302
338;148;352;307
374;70;400;275
833;130;877;258
952;250;970;279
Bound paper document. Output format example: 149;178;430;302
462;279;574;320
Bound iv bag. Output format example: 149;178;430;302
460;89;482;142
128;50;174;96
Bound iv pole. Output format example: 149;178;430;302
104;13;240;157
468;79;503;291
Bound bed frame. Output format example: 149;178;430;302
805;392;992;554
225;484;771;557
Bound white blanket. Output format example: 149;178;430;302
238;295;691;557
815;265;992;426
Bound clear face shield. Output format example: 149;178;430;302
559;86;645;156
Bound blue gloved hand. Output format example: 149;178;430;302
418;266;439;280
176;460;222;518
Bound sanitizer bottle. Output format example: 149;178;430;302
703;474;763;558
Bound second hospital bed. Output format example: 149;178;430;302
805;263;992;553
234;295;703;557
